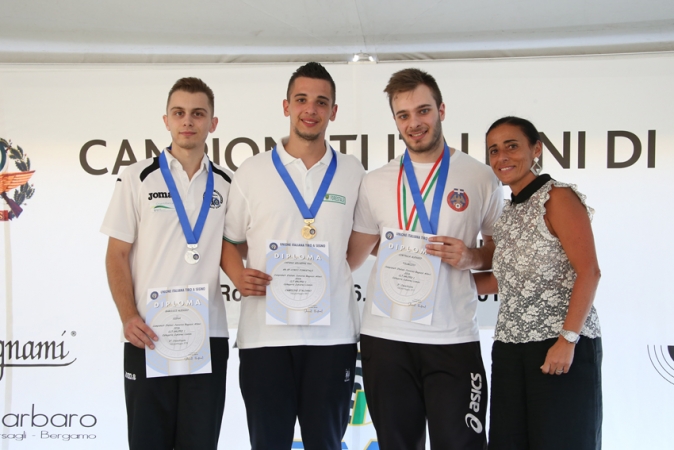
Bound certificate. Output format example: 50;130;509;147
145;284;211;377
372;228;441;324
266;240;331;326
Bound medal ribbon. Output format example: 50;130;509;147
271;145;338;221
397;152;443;231
159;150;214;246
401;143;450;234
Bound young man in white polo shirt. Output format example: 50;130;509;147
101;77;232;450
221;62;364;450
347;68;504;450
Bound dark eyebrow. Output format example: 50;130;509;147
293;93;332;103
395;103;433;116
169;106;207;114
488;138;518;149
489;139;517;149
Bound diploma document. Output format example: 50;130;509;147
145;284;211;377
266;240;331;326
372;228;441;324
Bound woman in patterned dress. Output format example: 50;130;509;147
475;116;602;450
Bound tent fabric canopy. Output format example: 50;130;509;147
2;0;674;63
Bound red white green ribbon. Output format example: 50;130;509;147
396;150;444;231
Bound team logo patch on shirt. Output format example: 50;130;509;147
323;193;346;205
211;190;224;209
448;189;469;212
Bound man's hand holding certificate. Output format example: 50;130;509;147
145;284;211;377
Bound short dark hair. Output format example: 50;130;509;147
286;62;336;104
384;68;443;111
167;77;215;114
486;116;541;146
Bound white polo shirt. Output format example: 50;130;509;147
224;137;365;349
101;149;232;339
354;150;504;345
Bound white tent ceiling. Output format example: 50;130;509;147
2;0;674;63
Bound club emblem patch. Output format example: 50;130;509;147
210;189;224;209
447;189;469;212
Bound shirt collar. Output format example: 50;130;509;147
511;174;552;204
277;137;333;167
164;147;210;175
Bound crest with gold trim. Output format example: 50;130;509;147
447;188;469;212
0;138;36;221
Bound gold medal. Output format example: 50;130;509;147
301;219;317;240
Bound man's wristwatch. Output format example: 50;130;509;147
560;329;580;344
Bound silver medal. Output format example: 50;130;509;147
185;245;200;264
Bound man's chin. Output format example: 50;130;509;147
403;140;433;154
295;128;321;142
403;133;443;155
176;144;199;151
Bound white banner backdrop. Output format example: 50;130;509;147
0;53;673;449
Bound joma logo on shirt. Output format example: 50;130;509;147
148;192;171;201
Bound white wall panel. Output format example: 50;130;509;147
0;53;672;448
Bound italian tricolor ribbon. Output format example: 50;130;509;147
396;144;450;234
